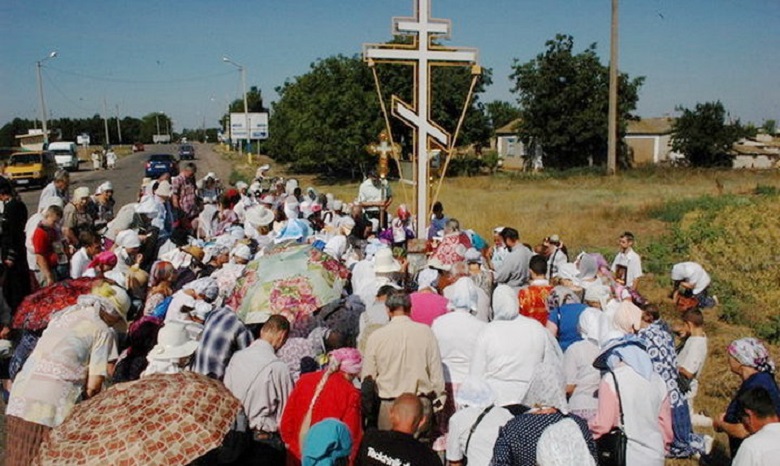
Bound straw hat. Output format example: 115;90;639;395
374;248;401;273
245;206;275;228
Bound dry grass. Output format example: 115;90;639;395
225;147;780;464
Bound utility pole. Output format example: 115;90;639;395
223;56;251;163
103;96;111;147
607;0;619;175
36;51;57;147
115;103;123;145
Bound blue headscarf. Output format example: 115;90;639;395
302;418;352;466
594;335;655;381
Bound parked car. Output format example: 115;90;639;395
132;142;145;152
178;144;195;160
48;141;80;171
144;153;179;178
5;151;58;188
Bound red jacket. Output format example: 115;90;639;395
280;370;362;463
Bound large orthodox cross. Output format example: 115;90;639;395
364;0;478;232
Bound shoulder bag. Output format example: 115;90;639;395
596;370;627;466
462;405;494;464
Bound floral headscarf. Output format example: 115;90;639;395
728;337;775;373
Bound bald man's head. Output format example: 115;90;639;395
390;393;424;435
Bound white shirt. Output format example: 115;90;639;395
446;406;513;466
611;248;643;288
678;335;708;396
69;247;91;279
470;316;548;407
732;423;780;466
671;262;711;295
357;178;391;212
432;311;486;384
563;339;601;413
547;247;568;280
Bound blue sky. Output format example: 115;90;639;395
1;0;778;131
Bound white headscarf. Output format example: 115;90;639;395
577;308;602;345
492;284;518;321
445;277;478;312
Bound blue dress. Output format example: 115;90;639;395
724;371;780;455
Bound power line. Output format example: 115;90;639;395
45;66;235;84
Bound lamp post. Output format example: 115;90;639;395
36;51;57;147
222;56;251;163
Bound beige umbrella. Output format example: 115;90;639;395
35;371;240;465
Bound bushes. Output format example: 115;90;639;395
645;191;780;340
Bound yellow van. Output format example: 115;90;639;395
5;151;58;188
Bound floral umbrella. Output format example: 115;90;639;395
12;277;103;331
227;242;349;326
34;371;240;466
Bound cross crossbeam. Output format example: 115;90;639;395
364;0;479;232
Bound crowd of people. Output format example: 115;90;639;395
0;163;778;466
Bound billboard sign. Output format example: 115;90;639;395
230;112;268;140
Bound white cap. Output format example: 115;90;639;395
235;181;248;190
96;181;114;194
73;186;90;200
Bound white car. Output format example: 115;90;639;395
48;141;80;171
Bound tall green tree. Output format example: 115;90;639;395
761;119;777;135
267;49;492;178
510;34;644;169
671;101;745;167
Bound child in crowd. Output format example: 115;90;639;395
677;309;711;427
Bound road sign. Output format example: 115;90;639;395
230;113;268;140
76;134;90;145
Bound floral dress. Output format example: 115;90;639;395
6;305;116;427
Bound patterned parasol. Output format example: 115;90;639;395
226;242;349;326
11;277;103;331
34;371;240;466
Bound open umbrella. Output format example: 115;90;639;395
12;277;103;331
34;371;240;466
226;242;349;325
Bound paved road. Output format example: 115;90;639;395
17;143;234;216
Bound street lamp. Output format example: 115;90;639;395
222;56;251;163
36;51;57;147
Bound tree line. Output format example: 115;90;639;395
0;113;173;148
3;35;769;174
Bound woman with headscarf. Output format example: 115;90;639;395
563;308;602;421
5;283;130;465
588;304;673;466
471;285;560;414
82;250;118;279
713;337;780;456
446;378;513;466
301;418;353;466
637;305;708;458
431;276;488;452
546;282;587;352
280;347;363;465
143;261;177;316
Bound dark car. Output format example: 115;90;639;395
144;153;179;178
132;142;145;152
178;144;195;160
